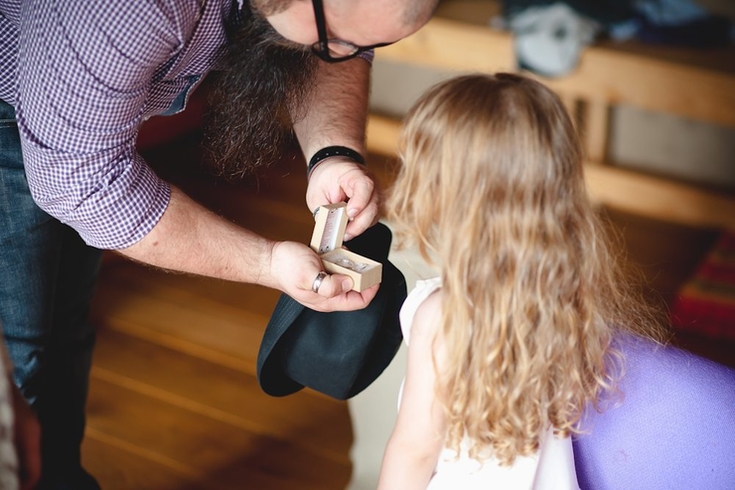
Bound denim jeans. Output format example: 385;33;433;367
0;99;102;489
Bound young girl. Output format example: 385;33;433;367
377;73;664;489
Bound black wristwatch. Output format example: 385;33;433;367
307;146;366;178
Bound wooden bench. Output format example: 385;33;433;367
366;0;735;231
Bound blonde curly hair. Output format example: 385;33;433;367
386;73;666;465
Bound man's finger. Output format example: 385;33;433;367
315;272;353;297
343;173;374;218
344;200;379;240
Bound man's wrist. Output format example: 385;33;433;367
307;145;366;179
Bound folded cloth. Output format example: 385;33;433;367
508;3;601;78
257;222;406;400
670;231;735;342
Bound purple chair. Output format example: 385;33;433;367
573;334;735;489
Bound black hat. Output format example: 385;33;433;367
257;222;406;400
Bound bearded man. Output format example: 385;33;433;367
0;0;437;488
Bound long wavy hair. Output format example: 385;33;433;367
386;73;666;465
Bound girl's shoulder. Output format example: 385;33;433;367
399;277;442;343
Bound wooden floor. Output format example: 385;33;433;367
82;131;734;489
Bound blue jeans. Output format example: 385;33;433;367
0;99;102;489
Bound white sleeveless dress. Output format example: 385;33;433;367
398;277;580;490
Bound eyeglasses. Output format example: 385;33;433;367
310;0;393;63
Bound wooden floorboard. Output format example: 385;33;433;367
83;131;733;489
82;435;206;490
90;268;271;366
91;328;352;462
86;377;350;489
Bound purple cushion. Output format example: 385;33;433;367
573;334;735;489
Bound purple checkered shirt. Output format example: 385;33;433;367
0;0;234;249
1;1;374;250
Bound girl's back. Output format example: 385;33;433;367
399;277;579;489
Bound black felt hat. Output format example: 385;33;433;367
256;222;406;400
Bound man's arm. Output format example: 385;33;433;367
293;57;380;240
295;57;370;158
120;186;375;311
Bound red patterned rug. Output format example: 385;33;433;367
670;231;735;342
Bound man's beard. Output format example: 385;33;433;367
203;6;318;179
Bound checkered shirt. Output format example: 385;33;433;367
0;0;232;249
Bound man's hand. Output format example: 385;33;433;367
306;158;380;241
268;241;379;312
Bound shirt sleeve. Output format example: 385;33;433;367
15;0;201;249
357;50;375;64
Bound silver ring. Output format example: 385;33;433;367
311;271;328;293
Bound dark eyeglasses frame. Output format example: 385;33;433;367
310;0;393;63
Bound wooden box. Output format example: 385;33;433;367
310;203;382;292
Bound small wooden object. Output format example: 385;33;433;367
310;203;382;292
